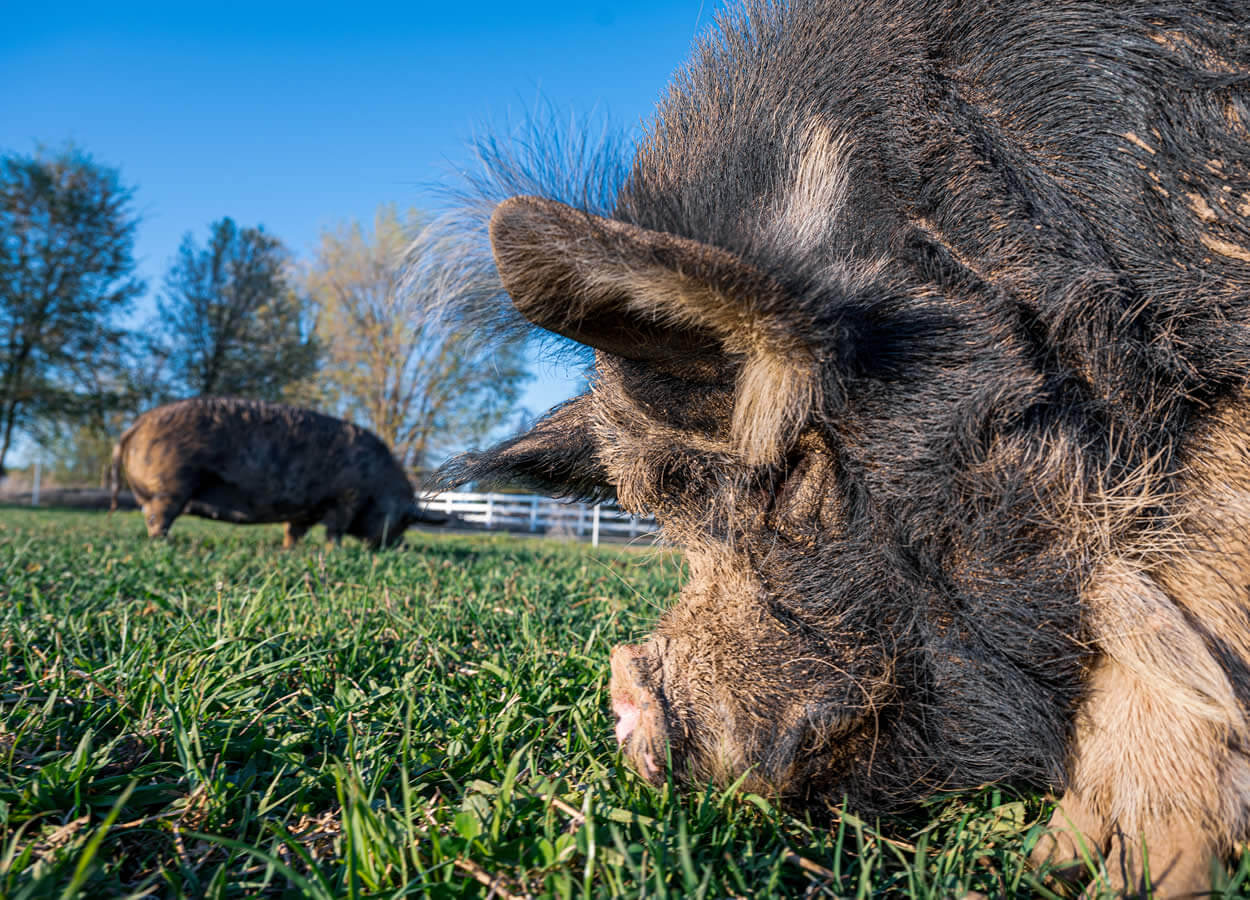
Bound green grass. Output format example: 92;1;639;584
2;506;1248;898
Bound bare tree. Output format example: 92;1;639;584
0;146;143;474
156;217;318;401
306;205;528;472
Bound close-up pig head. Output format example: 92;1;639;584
439;11;1250;889
442;184;1092;813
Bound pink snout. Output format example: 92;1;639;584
609;643;661;779
614;698;642;744
609;643;645;744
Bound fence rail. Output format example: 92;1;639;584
417;491;658;547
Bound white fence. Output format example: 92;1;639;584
418;491;658;547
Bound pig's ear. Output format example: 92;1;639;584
491;196;819;465
435;395;613;501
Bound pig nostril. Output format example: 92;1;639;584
613;699;642;745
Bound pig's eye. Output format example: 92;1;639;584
767;436;841;535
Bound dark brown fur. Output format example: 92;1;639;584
439;1;1250;895
112;396;437;548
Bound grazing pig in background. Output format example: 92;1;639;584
440;0;1250;895
112;396;438;548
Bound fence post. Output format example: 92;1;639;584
629;515;638;539
486;494;495;529
31;457;41;507
529;495;539;532
592;503;601;547
444;493;453;516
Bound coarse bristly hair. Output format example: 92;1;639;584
431;1;1250;894
408;107;636;354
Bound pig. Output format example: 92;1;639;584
111;396;440;548
438;0;1250;895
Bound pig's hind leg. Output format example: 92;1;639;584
283;518;313;548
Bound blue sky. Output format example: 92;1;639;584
1;0;725;437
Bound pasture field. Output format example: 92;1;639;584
2;507;1248;899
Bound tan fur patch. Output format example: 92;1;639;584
1123;131;1157;155
731;348;818;465
1188;191;1218;223
1074;571;1235;828
1200;232;1250;264
1158;403;1250;672
767;125;853;258
1068;395;1250;855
